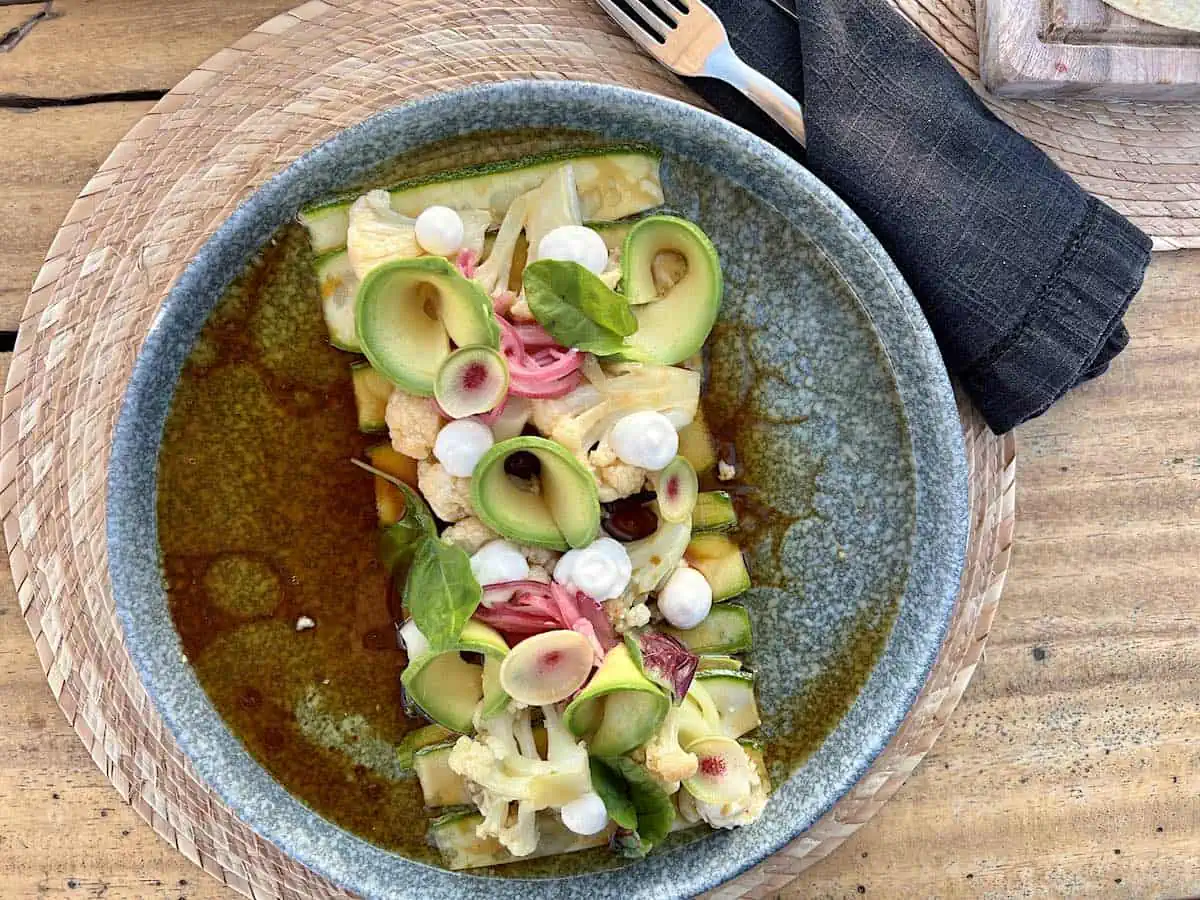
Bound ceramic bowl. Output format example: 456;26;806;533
108;81;968;899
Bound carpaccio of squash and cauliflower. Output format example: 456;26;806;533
298;146;767;870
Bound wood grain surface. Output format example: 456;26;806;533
979;0;1200;99
1;2;1198;898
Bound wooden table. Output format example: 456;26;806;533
2;3;1198;898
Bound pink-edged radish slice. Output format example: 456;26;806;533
433;345;509;418
654;456;698;524
498;630;595;705
682;735;755;804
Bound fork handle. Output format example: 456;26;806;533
705;44;807;148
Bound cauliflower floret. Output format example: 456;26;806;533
526;564;552;583
589;439;618;468
604;590;651;633
448;704;592;857
386;388;440;460
417;460;474;522
643;705;699;792
519;544;560;569
598;267;622;290
509;297;536;322
529;384;604;437
691;783;768;829
440;516;499;554
346;190;422;279
588;439;647;501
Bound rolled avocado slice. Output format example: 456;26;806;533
563;644;669;757
470;436;600;551
401;620;509;734
618;216;722;366
356;257;499;396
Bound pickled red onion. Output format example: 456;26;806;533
475;579;618;664
496;315;583;399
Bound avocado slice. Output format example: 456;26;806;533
356;256;499;396
401;620;509;733
470;436;600;551
563;644;669;756
618;216;722;366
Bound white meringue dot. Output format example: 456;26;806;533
536;225;610;275
560;792;610;836
470;540;529;588
415;205;465;257
609;410;679;470
433;419;494;477
399;619;430;658
657;566;713;630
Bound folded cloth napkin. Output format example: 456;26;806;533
682;0;1152;434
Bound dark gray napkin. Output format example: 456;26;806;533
682;0;1152;434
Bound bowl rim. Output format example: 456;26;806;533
108;79;968;900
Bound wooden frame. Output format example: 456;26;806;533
979;0;1200;99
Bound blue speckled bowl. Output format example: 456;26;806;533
109;81;967;899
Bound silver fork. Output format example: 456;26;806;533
595;0;806;147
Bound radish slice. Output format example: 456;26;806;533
499;630;595;705
682;735;755;804
434;345;509;418
654;456;699;524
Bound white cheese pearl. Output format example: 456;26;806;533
554;537;632;601
609;410;679;471
470;540;529;595
560;792;610;836
536;225;609;275
400;619;431;658
414;205;465;257
433;419;494;477
657;567;713;630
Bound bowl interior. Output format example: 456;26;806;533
109;81;967;900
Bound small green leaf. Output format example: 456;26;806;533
588;757;638;831
524;259;637;355
607;756;675;846
590;755;675;856
403;537;482;651
379;483;437;576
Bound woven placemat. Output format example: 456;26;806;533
892;0;1200;251
0;2;1016;897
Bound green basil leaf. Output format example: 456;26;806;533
590;755;675;855
379;483;437;576
588;757;638;831
606;756;675;847
524;259;637;355
403;536;482;651
610;828;651;859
